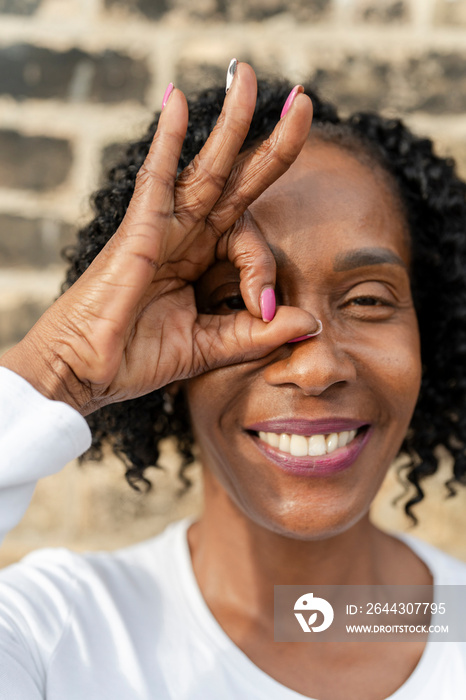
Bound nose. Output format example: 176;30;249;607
263;327;357;396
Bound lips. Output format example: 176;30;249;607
245;419;372;476
247;418;368;435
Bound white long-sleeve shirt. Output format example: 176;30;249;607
1;366;466;699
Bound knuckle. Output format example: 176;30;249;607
213;111;249;143
135;164;175;192
273;146;297;168
223;110;252;137
225;239;275;281
177;208;200;229
190;154;226;194
208;188;243;232
257;133;296;168
135;165;151;189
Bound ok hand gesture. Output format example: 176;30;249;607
1;63;318;415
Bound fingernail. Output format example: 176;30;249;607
260;287;276;322
287;319;323;343
225;58;238;94
280;85;303;119
162;82;174;110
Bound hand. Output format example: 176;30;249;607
0;64;318;415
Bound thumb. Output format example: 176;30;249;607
193;306;321;374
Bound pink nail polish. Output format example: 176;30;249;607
280;85;302;119
162;82;174;110
260;288;276;322
287;319;323;343
287;335;314;343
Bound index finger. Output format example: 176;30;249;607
215;210;276;321
209;86;313;321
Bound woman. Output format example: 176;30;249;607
1;61;466;699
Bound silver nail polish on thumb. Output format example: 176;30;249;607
225;58;238;94
310;319;323;337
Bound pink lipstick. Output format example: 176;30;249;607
245;419;372;477
247;418;367;436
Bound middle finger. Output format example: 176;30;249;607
206;86;313;236
174;61;258;223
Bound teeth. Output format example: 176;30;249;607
308;434;326;456
279;433;291;452
326;433;339;454
258;428;360;456
290;434;308;457
338;431;349;448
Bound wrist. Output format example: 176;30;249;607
0;337;91;415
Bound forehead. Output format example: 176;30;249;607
249;139;409;263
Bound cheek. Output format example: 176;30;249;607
357;321;422;425
183;370;256;509
183;376;217;435
183;366;246;442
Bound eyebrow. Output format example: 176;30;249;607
333;247;407;272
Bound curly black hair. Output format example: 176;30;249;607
63;78;466;519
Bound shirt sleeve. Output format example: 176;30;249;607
0;548;79;700
0;367;92;542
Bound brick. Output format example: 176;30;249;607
106;0;229;20
0;268;64;350
0;214;74;266
245;0;330;21
311;56;391;113
0;297;49;347
435;139;466;182
405;53;466;114
100;141;128;179
114;0;331;21
105;0;169;20
434;0;466;26
170;0;227;20
310;52;466;114
354;0;407;23
0;131;72;191
225;0;330;21
0;44;150;104
175;61;229;96
0;0;41;13
452;143;466;181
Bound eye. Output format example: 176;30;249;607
340;283;397;321
197;284;247;315
219;294;246;312
348;296;386;307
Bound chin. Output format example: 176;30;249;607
240;491;373;542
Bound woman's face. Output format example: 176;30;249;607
186;139;422;540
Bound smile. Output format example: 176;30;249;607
246;420;372;476
257;429;358;457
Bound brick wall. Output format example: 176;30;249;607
1;0;466;566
